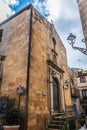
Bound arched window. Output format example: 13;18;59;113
52;37;56;51
52;37;57;63
0;29;3;42
0;55;5;88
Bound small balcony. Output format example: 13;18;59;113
80;99;87;106
71;87;80;98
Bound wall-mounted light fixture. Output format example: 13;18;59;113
65;80;69;88
42;91;47;96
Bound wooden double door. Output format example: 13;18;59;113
53;78;60;113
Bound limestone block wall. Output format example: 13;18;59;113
28;8;49;130
46;23;67;69
0;22;10;56
63;67;72;106
76;76;87;99
0;9;30;108
46;22;68;112
76;76;87;87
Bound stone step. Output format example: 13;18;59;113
52;113;65;116
66;109;74;112
47;113;66;130
52;113;66;119
48;124;63;129
50;120;65;125
47;128;60;130
67;115;75;118
52;116;66;121
47;128;61;130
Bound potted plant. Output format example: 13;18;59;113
78;115;86;129
0;96;22;130
3;107;21;130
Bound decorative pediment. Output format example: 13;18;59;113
47;59;64;74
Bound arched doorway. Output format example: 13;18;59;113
53;78;60;113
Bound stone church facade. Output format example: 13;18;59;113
0;4;76;130
77;0;87;48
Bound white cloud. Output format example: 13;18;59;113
3;0;19;5
33;0;49;17
0;0;19;23
46;0;79;22
46;0;62;21
44;0;86;70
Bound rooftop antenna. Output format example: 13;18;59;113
78;59;81;68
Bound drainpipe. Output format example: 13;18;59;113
48;66;51;115
24;4;33;130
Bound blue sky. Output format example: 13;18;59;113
0;0;87;70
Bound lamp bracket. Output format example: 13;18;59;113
67;33;87;55
72;46;87;55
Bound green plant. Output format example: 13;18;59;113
0;96;15;116
76;118;81;129
0;96;21;126
78;116;85;128
5;107;21;126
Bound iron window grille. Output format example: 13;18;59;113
80;76;86;83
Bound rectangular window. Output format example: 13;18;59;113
82;89;87;100
0;60;2;80
0;29;3;42
0;57;4;88
80;76;86;83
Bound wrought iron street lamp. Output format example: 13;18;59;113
67;33;87;55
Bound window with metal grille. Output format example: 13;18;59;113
82;89;87;100
0;60;2;79
80;76;86;83
52;37;58;63
0;29;3;42
0;56;5;88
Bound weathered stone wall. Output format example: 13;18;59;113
77;76;87;88
46;22;68;112
64;67;77;106
76;75;87;100
28;7;73;130
0;9;30;109
0;5;75;130
0;22;10;56
28;7;49;130
77;0;87;48
46;26;72;107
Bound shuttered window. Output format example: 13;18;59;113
0;29;3;42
